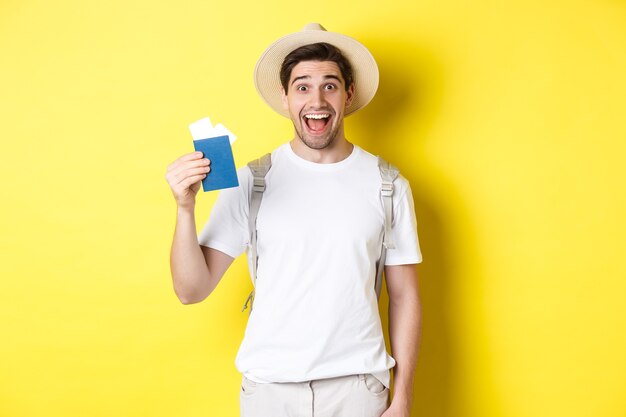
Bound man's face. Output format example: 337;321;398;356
281;60;354;150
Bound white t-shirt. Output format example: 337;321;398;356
198;143;422;388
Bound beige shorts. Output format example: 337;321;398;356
240;373;389;417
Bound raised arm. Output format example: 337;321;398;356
166;151;234;304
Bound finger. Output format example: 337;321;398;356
166;159;210;185
171;157;210;175
179;173;207;189
173;166;211;186
171;172;207;193
167;160;211;183
167;151;205;172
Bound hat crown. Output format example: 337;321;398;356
302;22;326;31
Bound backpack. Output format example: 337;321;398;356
241;153;400;312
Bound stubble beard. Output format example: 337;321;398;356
294;123;340;150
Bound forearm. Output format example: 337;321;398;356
388;286;422;410
170;206;212;304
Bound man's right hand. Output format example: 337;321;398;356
165;151;211;210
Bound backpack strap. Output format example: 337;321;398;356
375;156;400;299
242;153;272;312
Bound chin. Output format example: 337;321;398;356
295;124;340;151
297;132;336;150
303;139;333;150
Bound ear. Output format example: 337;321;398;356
345;83;355;107
280;87;288;110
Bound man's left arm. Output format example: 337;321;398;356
383;263;422;417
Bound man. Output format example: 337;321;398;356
166;23;422;417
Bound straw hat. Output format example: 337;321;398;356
254;23;379;118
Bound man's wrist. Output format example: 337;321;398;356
390;390;412;408
177;204;195;218
390;377;414;410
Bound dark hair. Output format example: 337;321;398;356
280;43;353;93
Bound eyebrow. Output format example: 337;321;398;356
290;74;342;86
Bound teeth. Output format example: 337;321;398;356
304;114;330;119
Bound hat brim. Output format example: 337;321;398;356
254;28;379;118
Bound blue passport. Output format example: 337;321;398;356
192;135;239;192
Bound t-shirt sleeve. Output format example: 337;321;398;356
197;167;251;259
384;176;423;265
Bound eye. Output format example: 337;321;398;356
324;84;337;90
297;85;308;92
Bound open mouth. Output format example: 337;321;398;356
303;113;332;134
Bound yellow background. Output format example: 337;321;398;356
1;0;624;416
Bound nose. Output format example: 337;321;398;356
310;87;326;108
